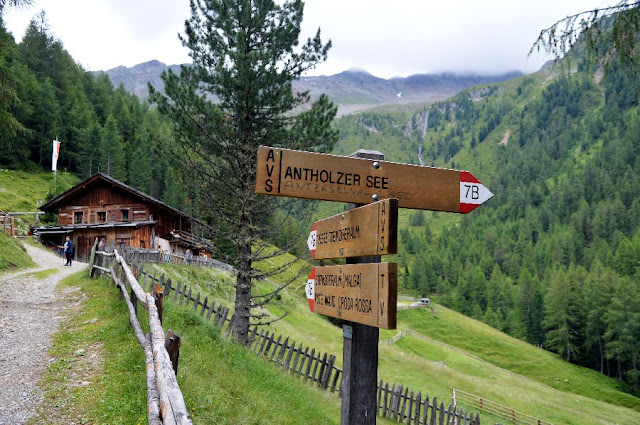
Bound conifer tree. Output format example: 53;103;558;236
150;0;337;344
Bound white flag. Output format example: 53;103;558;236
52;139;61;172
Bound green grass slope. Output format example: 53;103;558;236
145;255;640;425
0;167;78;212
0;233;35;271
38;271;346;424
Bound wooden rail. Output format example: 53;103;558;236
453;388;551;425
90;242;192;425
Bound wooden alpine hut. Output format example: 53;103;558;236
33;173;213;262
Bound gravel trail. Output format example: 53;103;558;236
0;243;86;425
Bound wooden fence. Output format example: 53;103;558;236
1;209;15;236
379;384;480;425
120;246;236;274
90;243;192;425
94;249;480;425
453;388;551;425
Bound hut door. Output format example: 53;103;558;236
77;236;90;262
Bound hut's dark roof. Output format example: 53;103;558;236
40;172;192;220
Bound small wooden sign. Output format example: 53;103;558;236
305;263;397;329
307;199;398;260
255;146;493;213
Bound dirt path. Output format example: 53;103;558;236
0;244;86;425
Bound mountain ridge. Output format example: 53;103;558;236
96;60;522;114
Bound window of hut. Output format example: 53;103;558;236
74;211;83;224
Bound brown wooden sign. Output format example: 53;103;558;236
255;146;493;213
305;263;397;329
307;199;398;260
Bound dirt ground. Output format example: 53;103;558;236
0;244;86;425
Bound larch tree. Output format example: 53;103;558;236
531;1;640;75
150;0;338;344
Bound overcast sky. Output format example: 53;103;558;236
3;0;613;79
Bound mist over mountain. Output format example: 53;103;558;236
97;61;522;114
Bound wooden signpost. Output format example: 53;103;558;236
255;146;493;213
305;263;397;329
307;199;398;260
255;146;493;425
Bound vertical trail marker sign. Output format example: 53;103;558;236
255;146;494;213
307;199;398;260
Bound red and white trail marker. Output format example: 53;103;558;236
307;222;318;259
459;171;494;213
305;267;315;311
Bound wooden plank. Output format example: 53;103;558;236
407;391;422;425
305;348;315;379
164;278;172;299
257;330;269;355
201;297;208;316
308;199;398;260
322;355;335;389
224;313;235;339
330;367;341;394
270;335;282;361
173;281;181;303
306;263;397;329
219;307;229;327
291;343;302;373
315;352;326;384
277;337;288;364
422;396;430;425
298;346;309;375
429;397;437;425
247;326;258;350
255;146;493;213
206;300;216;321
194;292;200;311
400;387;409;422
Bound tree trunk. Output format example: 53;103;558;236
233;212;252;345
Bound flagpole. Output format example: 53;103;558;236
52;137;60;194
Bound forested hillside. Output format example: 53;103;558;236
0;14;191;212
325;58;640;393
3;6;639;398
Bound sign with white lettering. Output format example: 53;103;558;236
255;146;493;213
305;263;397;329
307;199;398;260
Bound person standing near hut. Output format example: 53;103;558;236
63;236;74;266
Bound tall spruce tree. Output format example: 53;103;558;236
150;0;337;344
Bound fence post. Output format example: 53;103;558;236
89;237;98;278
154;283;164;325
165;330;181;376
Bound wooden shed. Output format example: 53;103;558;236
33;173;213;261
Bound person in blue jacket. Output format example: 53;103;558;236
63;236;74;266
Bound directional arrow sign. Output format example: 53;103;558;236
308;199;398;260
255;146;493;212
305;263;397;329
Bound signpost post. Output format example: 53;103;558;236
254;145;493;425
